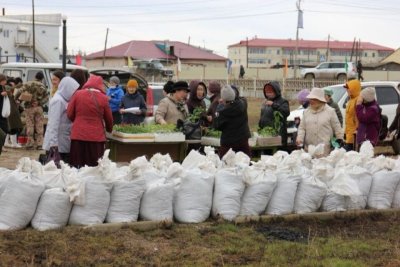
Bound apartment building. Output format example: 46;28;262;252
228;38;394;68
0;14;61;63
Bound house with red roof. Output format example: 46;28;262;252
228;38;394;69
85;40;226;72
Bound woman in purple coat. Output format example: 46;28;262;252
355;87;380;146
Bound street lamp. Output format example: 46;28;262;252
62;15;67;74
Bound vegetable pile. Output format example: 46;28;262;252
113;124;177;134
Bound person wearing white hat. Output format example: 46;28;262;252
355;87;381;146
296;87;344;156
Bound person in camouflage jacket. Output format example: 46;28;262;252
14;72;49;149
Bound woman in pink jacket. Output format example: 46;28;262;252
67;75;113;168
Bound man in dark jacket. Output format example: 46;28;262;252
259;81;290;146
213;85;251;158
324;88;343;126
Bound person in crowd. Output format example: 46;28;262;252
43;77;80;163
3;77;23;148
163;80;174;97
296;87;344;156
324;88;343;126
357;60;364;81
14;71;49;150
50;70;65;97
389;103;400;135
67;75;113;168
259;81;290;146
297;89;310;109
0;75;10;152
106;76;124;125
187;80;207;114
155;81;189;125
344;79;361;151
239;65;245;79
355;87;380;147
206;81;221;124
70;69;89;90
119;79;147;125
213;85;251;158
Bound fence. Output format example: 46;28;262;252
197;78;342;100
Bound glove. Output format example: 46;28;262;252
336;139;344;147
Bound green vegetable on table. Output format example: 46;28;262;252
188;107;206;123
113;124;178;134
204;128;222;138
258;111;283;137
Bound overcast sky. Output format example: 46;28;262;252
2;0;400;57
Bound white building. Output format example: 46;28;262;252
0;14;61;63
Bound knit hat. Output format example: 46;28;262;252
208;81;221;95
172;81;189;92
361;87;376;102
324;88;333;96
109;76;120;85
127;79;138;88
221;85;236;102
163;80;174;94
297;89;310;102
306;87;326;103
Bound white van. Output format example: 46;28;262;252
0;62;88;90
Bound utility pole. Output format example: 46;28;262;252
32;0;36;62
326;34;330;61
246;37;249;68
294;0;303;78
350;37;356;62
102;28;109;66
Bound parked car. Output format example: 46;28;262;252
133;59;173;79
300;62;357;80
144;83;165;124
287;81;400;144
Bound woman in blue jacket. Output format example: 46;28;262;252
106;76;124;125
119;79;147;125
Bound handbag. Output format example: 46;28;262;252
2;96;11;118
177;119;202;140
39;147;61;168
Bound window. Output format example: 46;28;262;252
364;52;368;57
248;58;266;64
372;52;376;57
3;30;9;38
3;69;23;79
277;50;280;55
249;47;266;54
330;63;344;68
27;69;48;88
375;86;399;105
317;63;329;69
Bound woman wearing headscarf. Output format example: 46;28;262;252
297;88;310;109
344;79;361;151
259;81;290;146
67;75;113;168
296;87;344;156
186;80;207;114
43;77;80;163
206;81;221;125
355;87;380;147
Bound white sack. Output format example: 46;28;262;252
321;191;347;212
212;167;245;221
174;168;214;223
367;170;400;209
265;172;301;215
0;172;45;230
344;166;373;210
294;176;327;214
392;182;400;208
140;179;174;221
239;167;277;216
106;178;146;223
31;187;73;231
68;175;113;225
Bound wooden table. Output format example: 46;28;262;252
107;137;187;162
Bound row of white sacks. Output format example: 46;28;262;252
1;142;400;231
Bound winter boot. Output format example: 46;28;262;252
4;134;12;148
10;134;22;148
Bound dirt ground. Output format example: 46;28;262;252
0;146;43;170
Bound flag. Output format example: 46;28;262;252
127;56;133;68
345;56;348;72
297;10;304;29
177;57;182;73
75;54;82;66
226;59;232;74
16;54;20;62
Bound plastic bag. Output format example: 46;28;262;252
1;96;10;118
